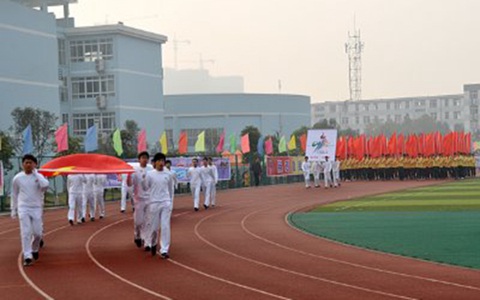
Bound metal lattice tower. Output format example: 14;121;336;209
345;26;364;101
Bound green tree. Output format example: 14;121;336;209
121;120;140;158
313;119;337;129
0;131;14;170
10;107;58;162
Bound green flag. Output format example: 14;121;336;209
229;133;236;153
195;131;205;152
112;129;123;156
278;136;287;153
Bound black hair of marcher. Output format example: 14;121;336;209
165;159;172;164
22;154;37;164
203;156;208;161
152;152;166;162
138;151;150;159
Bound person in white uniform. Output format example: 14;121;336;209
11;154;49;266
301;156;312;188
94;174;107;218
332;157;341;187
143;152;173;258
187;158;202;211
131;151;153;248
323;156;333;189
165;160;178;209
200;157;215;209
67;174;86;225
83;174;96;221
120;173;130;213
208;157;218;207
312;160;323;188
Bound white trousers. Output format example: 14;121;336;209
324;171;333;188
94;190;105;217
83;192;96;219
210;182;217;206
18;208;43;260
313;172;321;187
203;183;212;207
192;184;201;209
303;172;311;187
120;186;129;211
147;201;172;254
68;193;83;221
133;200;149;240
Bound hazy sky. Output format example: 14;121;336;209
52;0;480;102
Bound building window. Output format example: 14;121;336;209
394;102;401;109
355;104;359;112
453;112;461;119
429;100;437;108
363;104;369;111
342;105;348;113
416;100;425;106
445;99;449;106
341;117;349;125
70;38;113;62
363;116;370;124
72;112;115;135
453;99;461;106
58;39;66;66
430;113;437;120
373;103;378;110
62;113;69;125
72;75;115;99
329;105;336;113
405;101;410;109
184;128;223;153
316;106;325;112
394;115;402;122
355;116;360;124
470;90;478;101
59;77;68;102
445;112;449;119
386;103;391;109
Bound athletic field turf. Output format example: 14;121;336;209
289;179;480;269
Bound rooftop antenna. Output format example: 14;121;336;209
173;35;190;69
345;14;364;101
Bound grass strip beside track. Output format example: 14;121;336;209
289;179;480;269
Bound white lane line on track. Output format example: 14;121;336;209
85;217;173;300
241;209;480;292
284;207;480;291
195;211;417;300
168;259;292;300
18;224;71;300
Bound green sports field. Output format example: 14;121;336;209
289;179;480;269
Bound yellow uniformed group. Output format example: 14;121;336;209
340;154;476;181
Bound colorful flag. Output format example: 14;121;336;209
278;136;287;153
85;125;98;152
287;135;296;151
195;131;205;152
229;133;237;153
465;132;472;154
216;131;225;153
22;124;33;155
265;137;273;155
387;133;397;156
178;131;188;154
112;128;123;156
55;123;69;153
257;136;265;157
137;129;147;153
241;133;250;153
299;134;307;152
159;131;168;154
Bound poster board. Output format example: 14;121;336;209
305;129;337;161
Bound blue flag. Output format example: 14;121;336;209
22;124;33;155
85;125;98;152
257;135;265;157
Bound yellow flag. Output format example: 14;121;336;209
159;131;168;154
195;131;205;152
287;134;296;150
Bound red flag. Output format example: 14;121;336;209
347;136;355;157
353;135;366;160
178;131;188;154
424;133;435;157
417;133;425;156
299;134;307;152
388;133;397;156
442;132;454;156
397;133;405;156
336;136;346;160
241;133;250;153
465;132;472;154
265;137;273;155
137;129;147;153
434;132;442;155
406;134;418;158
55;123;68;153
216;131;225;153
457;131;465;154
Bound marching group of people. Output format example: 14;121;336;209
301;156;341;189
10;152;220;266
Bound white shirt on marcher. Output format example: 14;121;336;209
187;166;202;187
67;174;85;195
11;170;49;215
144;169;173;203
132;165;153;202
200;165;215;185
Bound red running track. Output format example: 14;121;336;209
1;180;480;300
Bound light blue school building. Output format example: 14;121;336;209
0;0;311;153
